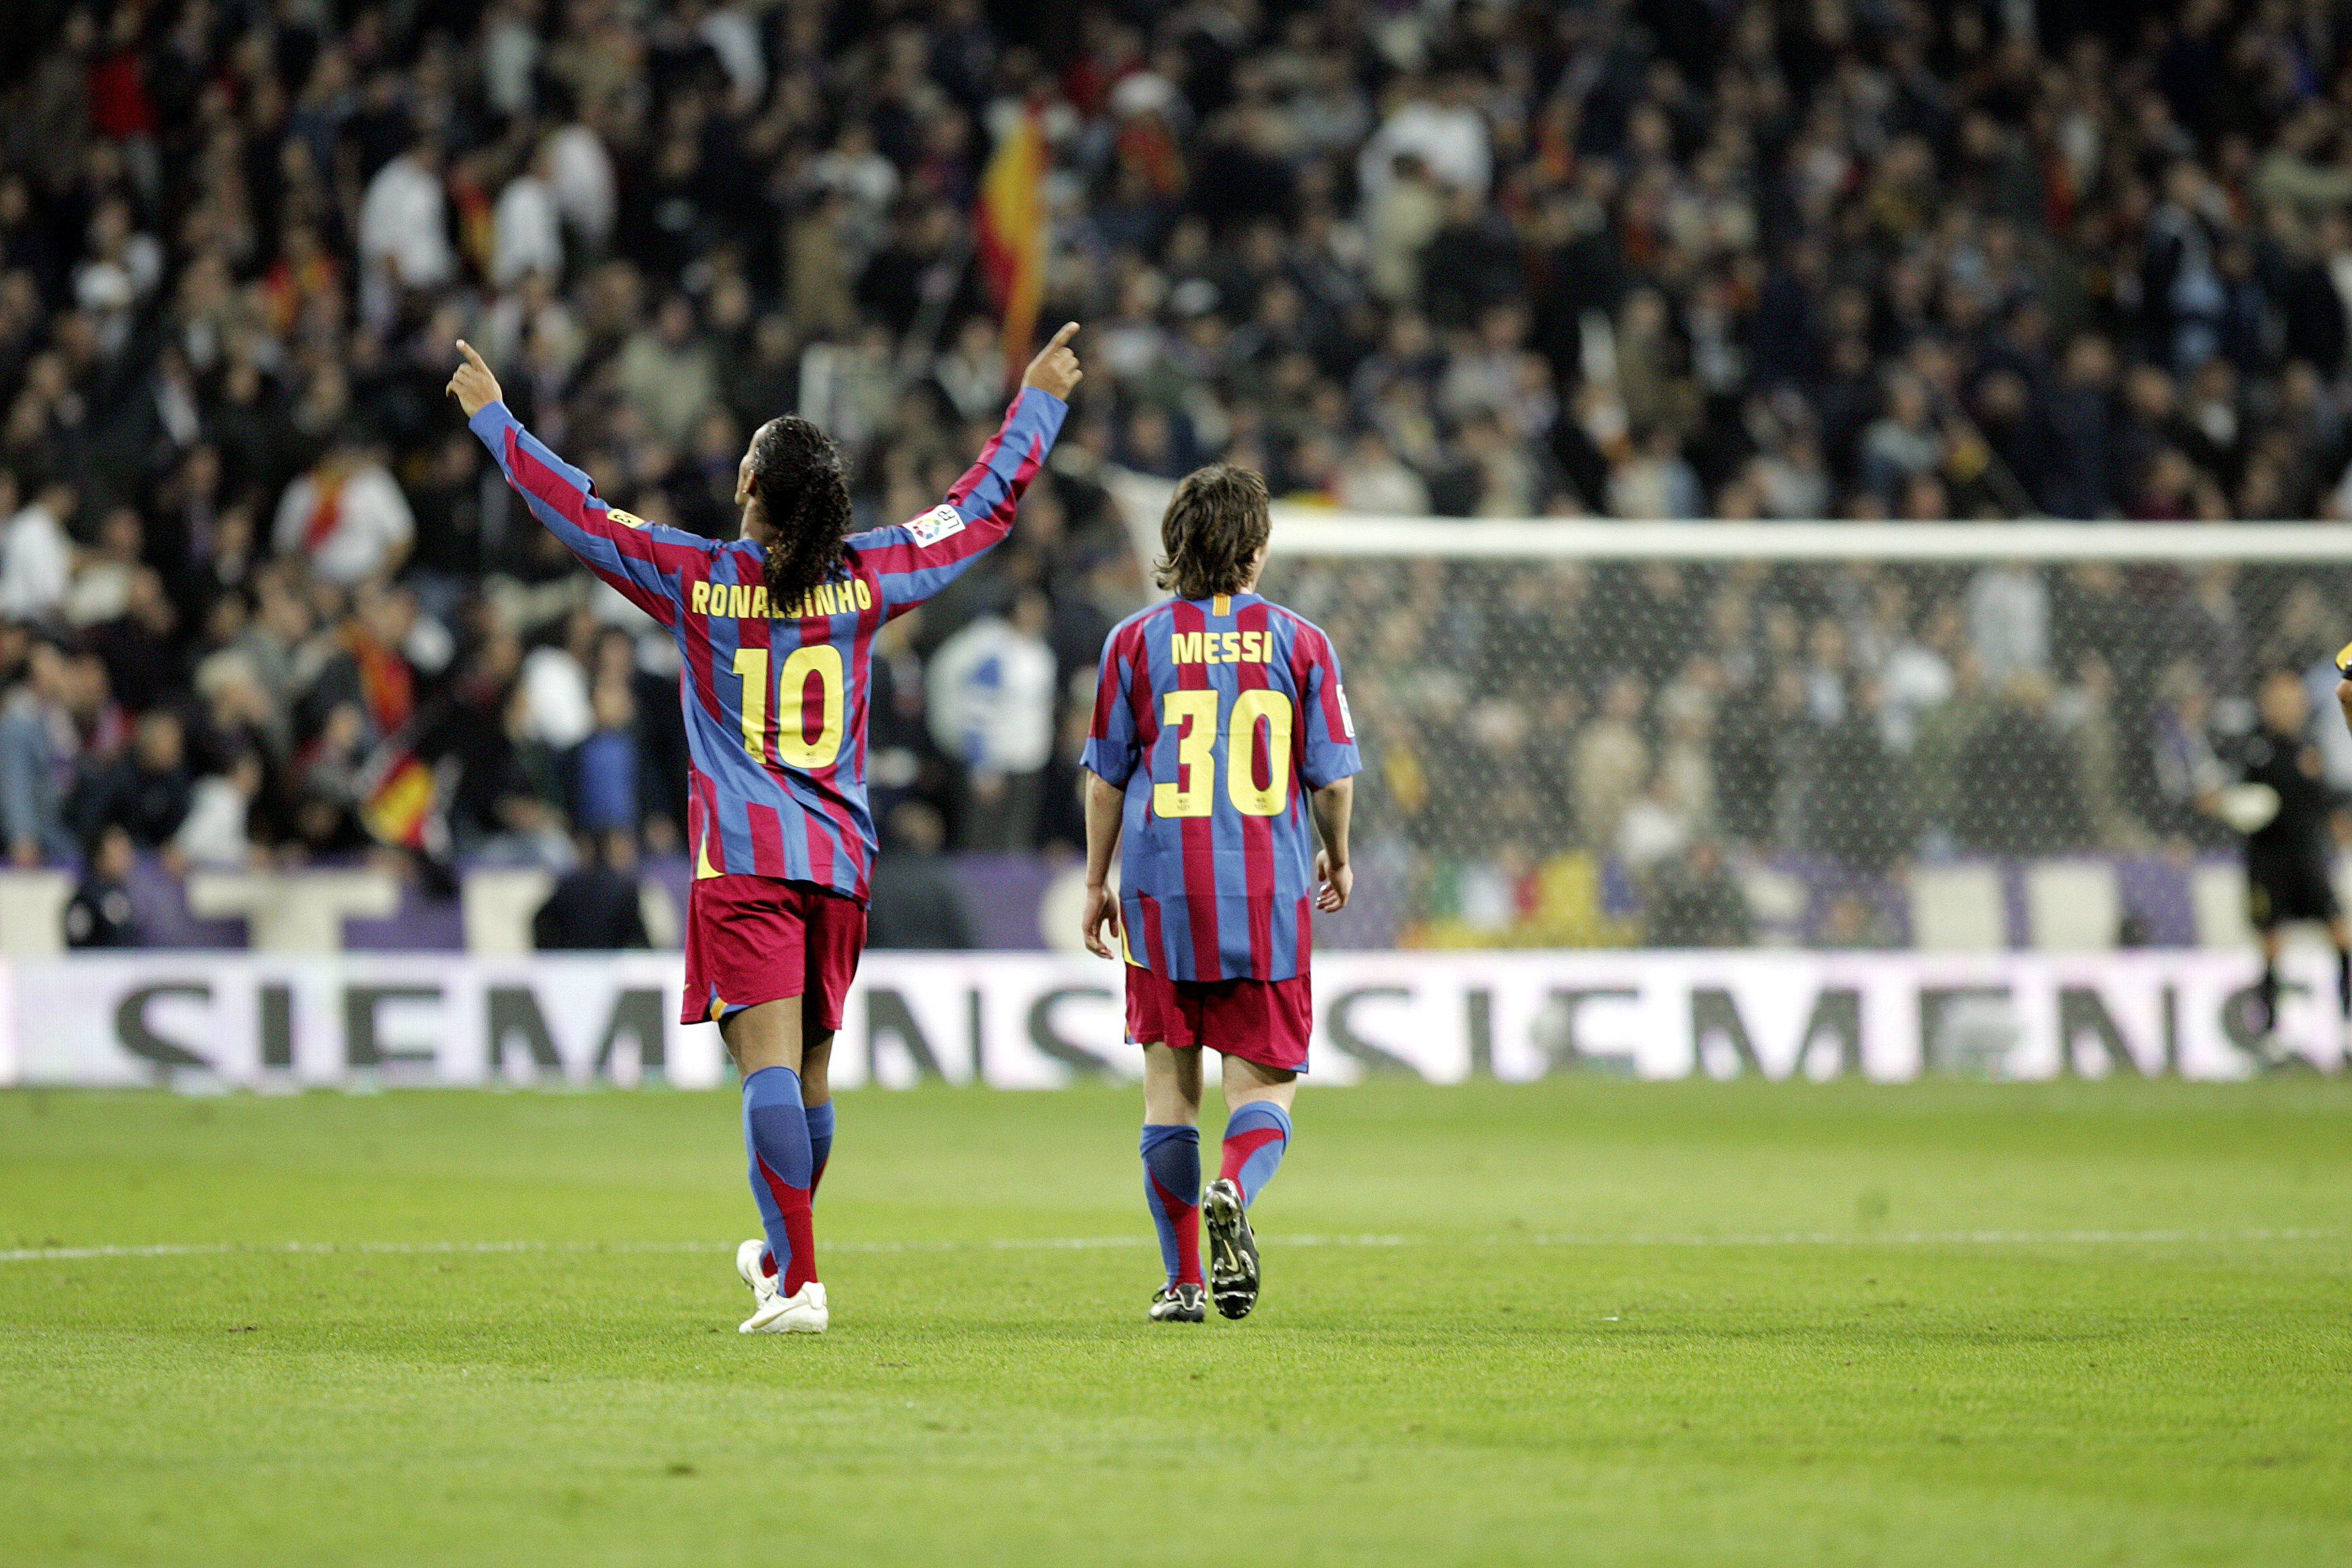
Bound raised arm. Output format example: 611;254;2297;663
857;323;1082;615
448;340;711;626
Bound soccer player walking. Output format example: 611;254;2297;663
450;323;1082;1334
1079;465;1361;1322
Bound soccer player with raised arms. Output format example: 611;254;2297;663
1080;464;1361;1322
449;323;1082;1334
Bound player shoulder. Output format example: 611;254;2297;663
1257;599;1338;656
1106;600;1179;648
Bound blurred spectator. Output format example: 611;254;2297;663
174;749;261;870
532;830;652;951
0;641;77;865
62;826;140;950
272;438;415;587
2;481;73;624
69;708;190;853
573;674;640;835
1572;675;1649;851
1645;840;1755;948
620;295;720;447
928;587;1057;849
358;136;455;316
867;801;979;950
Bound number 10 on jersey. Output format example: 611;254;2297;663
734;644;846;769
1154;689;1295;818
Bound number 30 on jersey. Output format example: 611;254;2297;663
1153;689;1294;818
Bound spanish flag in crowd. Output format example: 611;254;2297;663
976;102;1048;385
358;744;440;852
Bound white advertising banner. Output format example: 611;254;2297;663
0;947;2331;1090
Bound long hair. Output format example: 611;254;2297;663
1153;463;1271;601
748;416;853;601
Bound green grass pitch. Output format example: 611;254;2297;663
3;1077;2349;1565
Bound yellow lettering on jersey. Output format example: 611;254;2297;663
733;585;751;619
1169;632;1195;663
821;583;840;616
854;579;873;610
690;581;710;616
750;585;769;619
1218;632;1240;663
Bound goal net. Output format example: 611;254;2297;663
1105;477;2352;956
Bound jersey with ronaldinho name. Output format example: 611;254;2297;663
1082;592;1361;983
468;387;1067;905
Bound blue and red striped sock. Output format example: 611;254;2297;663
805;1100;835;1193
1219;1100;1291;1207
1140;1124;1203;1287
762;1098;837;1283
744;1065;817;1295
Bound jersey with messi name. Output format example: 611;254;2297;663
1082;592;1361;983
469;387;1067;905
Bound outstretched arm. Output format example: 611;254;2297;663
859;323;1083;614
448;340;709;625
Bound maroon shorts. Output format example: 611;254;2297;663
1124;964;1312;1074
681;875;867;1032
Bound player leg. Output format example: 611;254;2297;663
1217;1054;1299;1207
725;999;826;1333
803;1030;836;1194
1129;960;1206;1321
2249;865;2283;1039
2329;918;2352;1022
797;887;863;1208
2257;926;2283;1036
687;877;835;1335
1202;1054;1295;1320
1202;976;1312;1320
740;886;863;1322
1140;1042;1207;1322
750;1027;833;1286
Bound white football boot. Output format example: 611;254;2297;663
742;1280;829;1334
736;1238;779;1315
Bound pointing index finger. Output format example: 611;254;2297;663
1045;321;1080;350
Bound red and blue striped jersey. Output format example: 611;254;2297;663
469;387;1067;904
1082;592;1361;982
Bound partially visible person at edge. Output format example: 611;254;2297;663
451;322;1083;1334
1079;462;1361;1324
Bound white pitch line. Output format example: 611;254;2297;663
0;1228;2337;1266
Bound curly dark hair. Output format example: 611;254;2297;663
1154;462;1271;600
747;416;854;602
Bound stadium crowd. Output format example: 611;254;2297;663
1;0;2351;949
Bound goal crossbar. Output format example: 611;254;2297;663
1104;474;2352;562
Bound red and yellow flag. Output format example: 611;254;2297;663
976;104;1048;387
358;749;436;850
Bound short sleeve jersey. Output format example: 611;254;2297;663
1081;591;1361;983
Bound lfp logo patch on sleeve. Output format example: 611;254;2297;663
904;504;967;547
